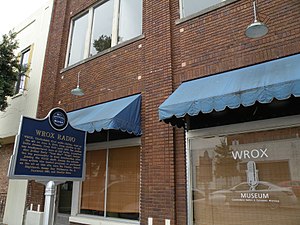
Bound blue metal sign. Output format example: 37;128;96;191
8;108;86;181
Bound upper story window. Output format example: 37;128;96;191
15;48;31;94
66;0;143;66
180;0;235;18
68;13;89;66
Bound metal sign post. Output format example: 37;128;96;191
43;181;56;225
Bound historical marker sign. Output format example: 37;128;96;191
8;108;86;181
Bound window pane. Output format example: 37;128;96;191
118;0;142;44
68;13;89;65
21;49;30;68
58;181;73;214
190;127;300;225
182;0;222;17
81;150;106;215
106;147;140;220
90;0;114;56
16;49;30;93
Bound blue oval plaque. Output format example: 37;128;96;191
49;108;68;131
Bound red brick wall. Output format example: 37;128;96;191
38;0;176;224
25;181;45;212
36;0;300;225
0;144;13;194
171;0;300;87
0;144;44;212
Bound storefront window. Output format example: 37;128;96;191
58;182;73;214
80;146;140;220
189;124;300;225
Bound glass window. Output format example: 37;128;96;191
16;48;30;94
67;0;143;66
181;0;233;18
68;13;89;65
189;126;300;225
80;146;140;220
58;181;73;214
81;150;106;215
118;0;143;44
90;0;114;56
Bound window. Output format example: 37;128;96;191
68;13;89;66
80;146;140;220
118;0;142;44
187;119;300;225
58;182;73;214
180;0;236;18
67;0;143;66
89;1;114;56
15;48;30;94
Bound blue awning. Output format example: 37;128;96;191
159;54;300;121
68;94;141;135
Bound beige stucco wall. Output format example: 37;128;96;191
2;1;53;225
0;0;53;141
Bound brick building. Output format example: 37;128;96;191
31;0;300;225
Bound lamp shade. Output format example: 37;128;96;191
71;71;84;96
245;21;268;38
245;1;268;39
71;86;84;96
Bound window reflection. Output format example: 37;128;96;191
190;127;300;225
118;0;142;44
182;0;225;17
16;49;30;94
58;182;73;214
68;14;89;65
90;1;114;56
67;0;143;66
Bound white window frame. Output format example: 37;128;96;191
70;137;141;225
186;115;300;225
15;47;31;94
65;10;91;67
65;0;142;67
178;0;240;21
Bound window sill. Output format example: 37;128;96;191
176;0;240;25
61;34;145;73
69;214;139;225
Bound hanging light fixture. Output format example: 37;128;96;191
71;71;84;96
245;1;268;38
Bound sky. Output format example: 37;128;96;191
0;0;50;36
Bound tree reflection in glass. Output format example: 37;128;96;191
93;35;112;53
90;0;114;56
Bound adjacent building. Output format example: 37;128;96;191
0;1;53;224
6;0;300;225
